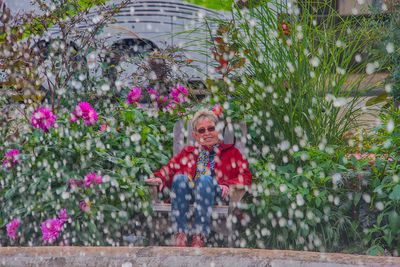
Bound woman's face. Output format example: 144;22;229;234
192;118;220;147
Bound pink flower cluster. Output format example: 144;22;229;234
41;209;68;243
58;208;69;223
127;87;142;104
67;178;84;188
127;85;189;111
2;149;20;169
148;89;167;110
70;102;98;125
67;172;103;189
41;218;63;243
100;124;108;132
6;218;21;239
84;172;103;187
169;85;188;104
31;107;56;132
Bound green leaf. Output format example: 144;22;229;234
389;185;400;201
123;109;135;122
4;188;15;200
353;192;362;206
103;204;120;212
367;245;385;256
315;197;322;207
147;134;160;147
56;185;68;195
143;163;152;175
389;211;400;234
365;92;389;106
88;221;98;235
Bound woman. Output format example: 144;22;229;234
145;109;252;247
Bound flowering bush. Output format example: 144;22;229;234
0;99;179;245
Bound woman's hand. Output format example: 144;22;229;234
144;177;163;191
220;184;230;200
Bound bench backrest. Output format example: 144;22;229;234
173;120;248;156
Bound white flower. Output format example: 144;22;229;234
279;184;288;193
366;62;379;75
296;194;305;206
310;57;320;67
387;119;395;133
386;42;395;54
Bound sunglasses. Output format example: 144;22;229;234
196;126;216;134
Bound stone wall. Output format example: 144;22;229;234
1;247;400;267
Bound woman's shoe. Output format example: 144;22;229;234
191;234;205;247
175;232;187;247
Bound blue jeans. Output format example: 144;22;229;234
171;174;222;236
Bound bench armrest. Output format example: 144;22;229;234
146;184;162;203
228;185;247;211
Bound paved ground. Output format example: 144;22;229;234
1;246;400;267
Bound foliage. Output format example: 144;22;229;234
243;104;400;255
246;137;400;255
352;106;400;255
246;147;357;252
184;0;233;11
0;101;178;245
365;3;400;108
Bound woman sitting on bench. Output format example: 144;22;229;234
145;109;252;247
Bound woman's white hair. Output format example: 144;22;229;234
192;109;218;131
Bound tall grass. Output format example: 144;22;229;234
202;0;382;161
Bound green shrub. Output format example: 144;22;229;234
0;102;177;245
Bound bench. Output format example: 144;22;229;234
147;119;249;245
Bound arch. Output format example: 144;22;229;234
103;38;159;83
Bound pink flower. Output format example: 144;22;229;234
84;172;103;187
67;178;83;188
346;153;377;165
5;149;19;158
127;87;142;104
100;124;107;132
70;113;78;123
2;159;11;169
169;85;188;104
164;102;177;111
147;88;158;100
31;107;56;132
212;104;223;117
6;219;21;239
79;200;91;213
157;96;168;107
2;149;20;169
71;102;98;126
41;218;63;243
58;209;68;223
